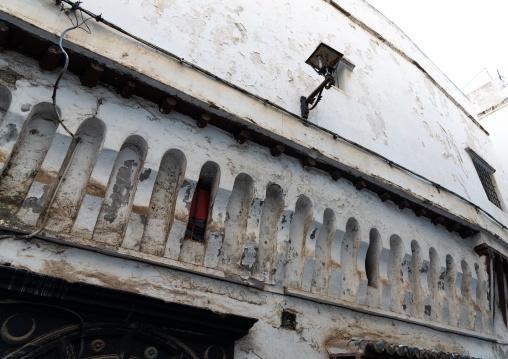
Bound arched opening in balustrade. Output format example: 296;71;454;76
445;254;459;326
460;259;475;329
44;118;106;233
428;247;442;321
460;260;472;302
428;247;441;291
185;161;220;243
0;103;59;214
140;149;187;256
365;228;382;288
474;261;488;315
93;135;148;245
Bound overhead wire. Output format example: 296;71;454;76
52;1;94;138
0;2;92;242
24;2;92;239
53;1;507;233
460;67;492;91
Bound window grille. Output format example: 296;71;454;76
467;148;502;209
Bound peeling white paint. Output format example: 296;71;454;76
0;0;507;357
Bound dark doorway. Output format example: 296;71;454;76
0;265;257;359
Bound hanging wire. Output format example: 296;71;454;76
0;2;93;242
52;1;94;138
460;68;492;91
2;0;507;241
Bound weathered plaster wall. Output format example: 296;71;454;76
0;0;508;356
0;238;502;358
50;0;494;200
1;0;507;237
480;107;508;183
0;51;505;350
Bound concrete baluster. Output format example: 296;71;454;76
284;195;313;289
218;173;255;272
93;135;148;245
311;208;337;295
339;218;362;302
253;183;284;283
139;149;186;256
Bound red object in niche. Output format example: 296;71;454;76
189;189;210;220
185;188;210;242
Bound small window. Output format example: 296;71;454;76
334;58;355;93
466;148;502;209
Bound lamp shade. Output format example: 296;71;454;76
305;43;344;74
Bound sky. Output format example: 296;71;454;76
366;0;508;94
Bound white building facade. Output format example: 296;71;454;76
0;0;507;358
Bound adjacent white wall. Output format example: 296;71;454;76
468;80;508;215
0;0;508;357
1;0;507;235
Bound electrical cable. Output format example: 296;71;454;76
52;1;94;138
2;2;93;241
53;1;507;233
461;68;490;91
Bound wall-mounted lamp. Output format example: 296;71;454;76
300;43;343;119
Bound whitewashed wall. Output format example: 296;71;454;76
0;237;503;358
1;0;507;238
481;107;508;179
469;79;508;190
0;0;508;357
0;50;504;357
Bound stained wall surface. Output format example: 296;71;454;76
0;51;505;357
468;79;508;188
1;0;507;236
0;0;508;358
